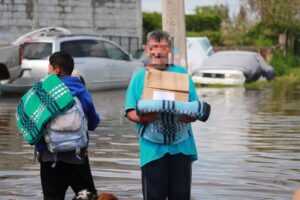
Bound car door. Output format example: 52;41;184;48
102;41;138;87
60;39;113;90
21;42;53;81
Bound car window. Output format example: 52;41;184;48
103;41;128;60
22;42;52;59
61;40;109;58
199;39;214;56
132;48;144;59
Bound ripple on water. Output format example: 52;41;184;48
1;87;300;199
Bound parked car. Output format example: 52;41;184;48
132;37;214;73
192;51;275;86
132;48;144;60
0;45;22;83
186;37;214;75
0;27;143;92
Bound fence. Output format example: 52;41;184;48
102;35;140;54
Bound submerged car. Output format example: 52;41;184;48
0;27;142;93
186;37;214;75
192;51;275;86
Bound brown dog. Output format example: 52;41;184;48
293;189;300;200
98;193;118;200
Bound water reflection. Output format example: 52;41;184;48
0;85;300;199
192;86;300;199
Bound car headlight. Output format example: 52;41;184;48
225;73;241;79
21;69;31;77
193;72;203;77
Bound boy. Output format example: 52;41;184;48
37;52;100;200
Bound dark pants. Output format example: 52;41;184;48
40;157;96;200
141;153;192;200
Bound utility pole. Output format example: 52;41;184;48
162;0;187;68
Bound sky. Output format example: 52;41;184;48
142;0;242;18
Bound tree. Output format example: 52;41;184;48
248;0;300;53
142;12;162;43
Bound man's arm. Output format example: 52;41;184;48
126;109;157;124
178;74;198;123
178;116;197;123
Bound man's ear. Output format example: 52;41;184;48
143;45;147;51
54;68;60;75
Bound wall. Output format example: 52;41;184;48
0;0;142;52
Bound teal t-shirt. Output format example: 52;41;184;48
124;65;199;167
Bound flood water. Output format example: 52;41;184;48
0;84;300;200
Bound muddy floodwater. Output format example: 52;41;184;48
0;84;300;200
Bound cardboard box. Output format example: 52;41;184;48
142;69;189;102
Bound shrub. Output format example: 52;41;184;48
270;49;300;76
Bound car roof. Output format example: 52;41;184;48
20;34;112;44
200;50;261;72
215;50;258;56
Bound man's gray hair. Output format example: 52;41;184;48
147;30;173;44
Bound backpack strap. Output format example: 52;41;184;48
51;154;58;168
33;147;38;164
76;147;82;160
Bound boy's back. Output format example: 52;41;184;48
39;52;100;199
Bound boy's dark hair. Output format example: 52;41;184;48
49;52;74;76
147;30;172;45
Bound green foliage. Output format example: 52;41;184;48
270;49;300;76
195;5;229;22
242;23;277;46
245;79;273;90
186;13;221;32
246;0;300;53
254;34;273;47
245;68;300;91
186;31;223;45
142;12;162;43
142;11;222;44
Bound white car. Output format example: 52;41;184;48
186;37;214;75
0;45;22;83
192;51;275;86
0;28;142;92
193;69;246;86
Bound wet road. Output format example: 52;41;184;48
0;84;300;199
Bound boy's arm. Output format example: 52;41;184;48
80;92;100;131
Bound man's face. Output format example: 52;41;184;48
145;38;171;68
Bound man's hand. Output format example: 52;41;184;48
178;116;197;123
126;109;157;124
139;112;158;124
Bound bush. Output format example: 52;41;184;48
186;13;221;32
270;49;300;76
186;31;223;45
143;12;162;43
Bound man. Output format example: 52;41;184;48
124;31;200;200
37;52;100;199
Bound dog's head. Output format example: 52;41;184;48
98;193;118;200
73;189;96;200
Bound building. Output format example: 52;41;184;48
0;0;142;52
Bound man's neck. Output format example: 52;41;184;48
146;64;169;70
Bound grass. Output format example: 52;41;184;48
245;68;300;90
194;83;241;88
